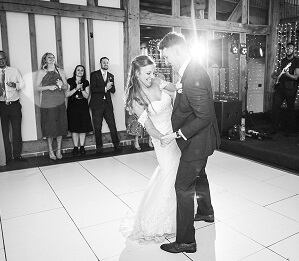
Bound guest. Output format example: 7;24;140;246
35;52;68;160
89;57;121;154
126;114;154;150
0;50;26;163
66;65;93;155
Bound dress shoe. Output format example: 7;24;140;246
194;213;214;222
114;146;122;152
72;146;79;155
160;242;196;253
134;143;141;151
283;130;290;137
95;150;102;155
79;146;86;154
14;156;27;162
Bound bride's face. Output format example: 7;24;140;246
137;64;155;88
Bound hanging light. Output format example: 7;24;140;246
230;43;239;54
240;43;247;55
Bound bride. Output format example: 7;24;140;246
120;55;181;243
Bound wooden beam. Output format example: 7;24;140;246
239;33;247;107
265;0;280;111
208;0;216;21
241;0;248;24
123;0;140;71
79;18;86;68
87;0;96;6
54;16;64;68
140;11;270;35
87;19;95;73
28;14;38;72
0;0;125;22
227;0;241;22
172;0;180;17
0;11;9;65
28;13;42;139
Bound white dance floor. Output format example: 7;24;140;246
0;150;298;261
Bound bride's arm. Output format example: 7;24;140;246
132;100;163;140
153;77;176;99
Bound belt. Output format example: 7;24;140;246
0;99;19;105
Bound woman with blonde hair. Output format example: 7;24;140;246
35;52;68;160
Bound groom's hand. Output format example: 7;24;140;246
161;132;176;147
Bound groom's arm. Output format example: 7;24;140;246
180;78;212;139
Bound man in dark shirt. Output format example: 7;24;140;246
271;42;299;137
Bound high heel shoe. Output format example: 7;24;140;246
49;150;56;160
56;149;63;159
134;142;141;151
148;139;154;148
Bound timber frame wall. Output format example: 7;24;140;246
0;0;279;154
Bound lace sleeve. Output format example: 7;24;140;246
138;110;149;127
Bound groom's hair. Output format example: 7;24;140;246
158;32;186;50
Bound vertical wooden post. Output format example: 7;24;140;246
265;0;280;111
28;13;42;139
87;19;95;73
54;16;64;68
123;0;140;74
87;0;96;73
123;0;140;130
0;11;9;65
208;0;216;21
79;18;86;68
239;0;249;109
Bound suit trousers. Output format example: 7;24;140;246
0;101;23;159
91;100;119;150
175;157;213;243
272;87;297;132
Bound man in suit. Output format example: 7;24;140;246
159;32;221;253
89;57;121;154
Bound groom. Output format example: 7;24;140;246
159;32;221;253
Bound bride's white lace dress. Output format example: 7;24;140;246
120;91;181;243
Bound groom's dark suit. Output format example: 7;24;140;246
89;70;119;151
172;59;221;243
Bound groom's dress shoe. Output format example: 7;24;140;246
160;242;196;253
194;214;214;222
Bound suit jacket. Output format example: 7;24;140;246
172;59;221;162
89;70;115;110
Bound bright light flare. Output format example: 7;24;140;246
189;41;206;63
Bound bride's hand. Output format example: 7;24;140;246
161;132;176;147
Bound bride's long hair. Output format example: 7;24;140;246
124;55;155;114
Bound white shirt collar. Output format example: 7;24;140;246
178;58;191;78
